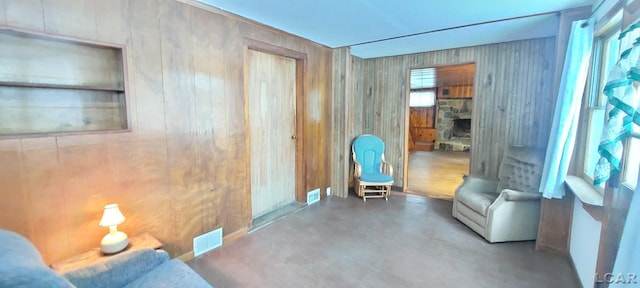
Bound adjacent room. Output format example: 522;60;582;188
1;0;639;288
406;64;474;199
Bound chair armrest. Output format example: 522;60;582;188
381;160;393;177
458;174;499;193
501;189;541;201
62;248;169;288
353;160;362;177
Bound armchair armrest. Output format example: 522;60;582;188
62;248;169;288
501;189;541;201
458;174;499;193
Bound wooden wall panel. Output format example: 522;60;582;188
42;0;98;39
2;0;43;31
0;140;28;236
331;47;351;198
0;0;332;263
438;85;473;98
336;38;556;191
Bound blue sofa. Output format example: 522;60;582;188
0;229;212;288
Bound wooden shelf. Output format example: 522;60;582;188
0;81;124;92
565;175;605;222
0;28;129;137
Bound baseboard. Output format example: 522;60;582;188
177;251;195;262
175;227;249;262
535;243;570;257
223;227;248;243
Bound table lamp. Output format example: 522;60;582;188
99;204;129;254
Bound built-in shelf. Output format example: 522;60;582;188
0;81;124;92
0;28;128;137
565;175;605;222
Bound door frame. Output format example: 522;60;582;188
242;38;307;220
402;64;476;192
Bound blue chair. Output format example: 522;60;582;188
352;134;394;201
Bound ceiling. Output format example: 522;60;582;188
195;0;596;59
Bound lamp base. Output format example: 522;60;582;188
100;231;129;254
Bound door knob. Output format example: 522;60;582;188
291;135;297;139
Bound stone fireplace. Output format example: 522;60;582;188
435;99;472;151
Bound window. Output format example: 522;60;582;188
409;68;436;107
582;12;640;191
583;29;621;190
623;126;640;189
0;29;128;137
409;90;435;107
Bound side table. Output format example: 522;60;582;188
50;232;162;274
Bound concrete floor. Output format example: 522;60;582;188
188;194;579;288
407;150;469;199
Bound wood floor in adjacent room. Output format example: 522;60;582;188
188;194;578;288
407;150;470;199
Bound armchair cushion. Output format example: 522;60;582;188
62;248;169;288
454;175;500;216
456;188;499;216
496;146;544;194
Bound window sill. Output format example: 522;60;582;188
565;175;604;222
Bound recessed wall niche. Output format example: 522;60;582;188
0;28;128;137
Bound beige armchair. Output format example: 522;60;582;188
452;146;544;243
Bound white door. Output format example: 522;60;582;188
246;49;297;219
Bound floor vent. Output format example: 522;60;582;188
307;189;320;205
193;227;223;257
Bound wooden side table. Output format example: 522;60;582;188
50;233;162;274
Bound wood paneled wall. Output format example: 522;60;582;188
334;38;556;193
0;0;332;263
439;85;474;98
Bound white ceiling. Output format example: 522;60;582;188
196;0;596;59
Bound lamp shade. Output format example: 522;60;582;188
99;204;125;227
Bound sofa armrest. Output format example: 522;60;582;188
62;248;169;288
501;189;541;201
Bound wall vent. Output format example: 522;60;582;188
307;189;320;205
193;227;223;257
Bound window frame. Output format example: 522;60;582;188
579;23;622;194
578;11;639;192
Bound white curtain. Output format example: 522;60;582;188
539;20;594;199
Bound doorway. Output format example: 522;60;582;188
405;64;474;199
245;48;297;219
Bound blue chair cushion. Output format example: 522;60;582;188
361;173;393;183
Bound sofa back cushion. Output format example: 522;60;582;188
0;229;74;288
496;146;544;194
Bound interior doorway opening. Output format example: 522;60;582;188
405;63;474;199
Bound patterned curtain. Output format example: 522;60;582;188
594;22;640;185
